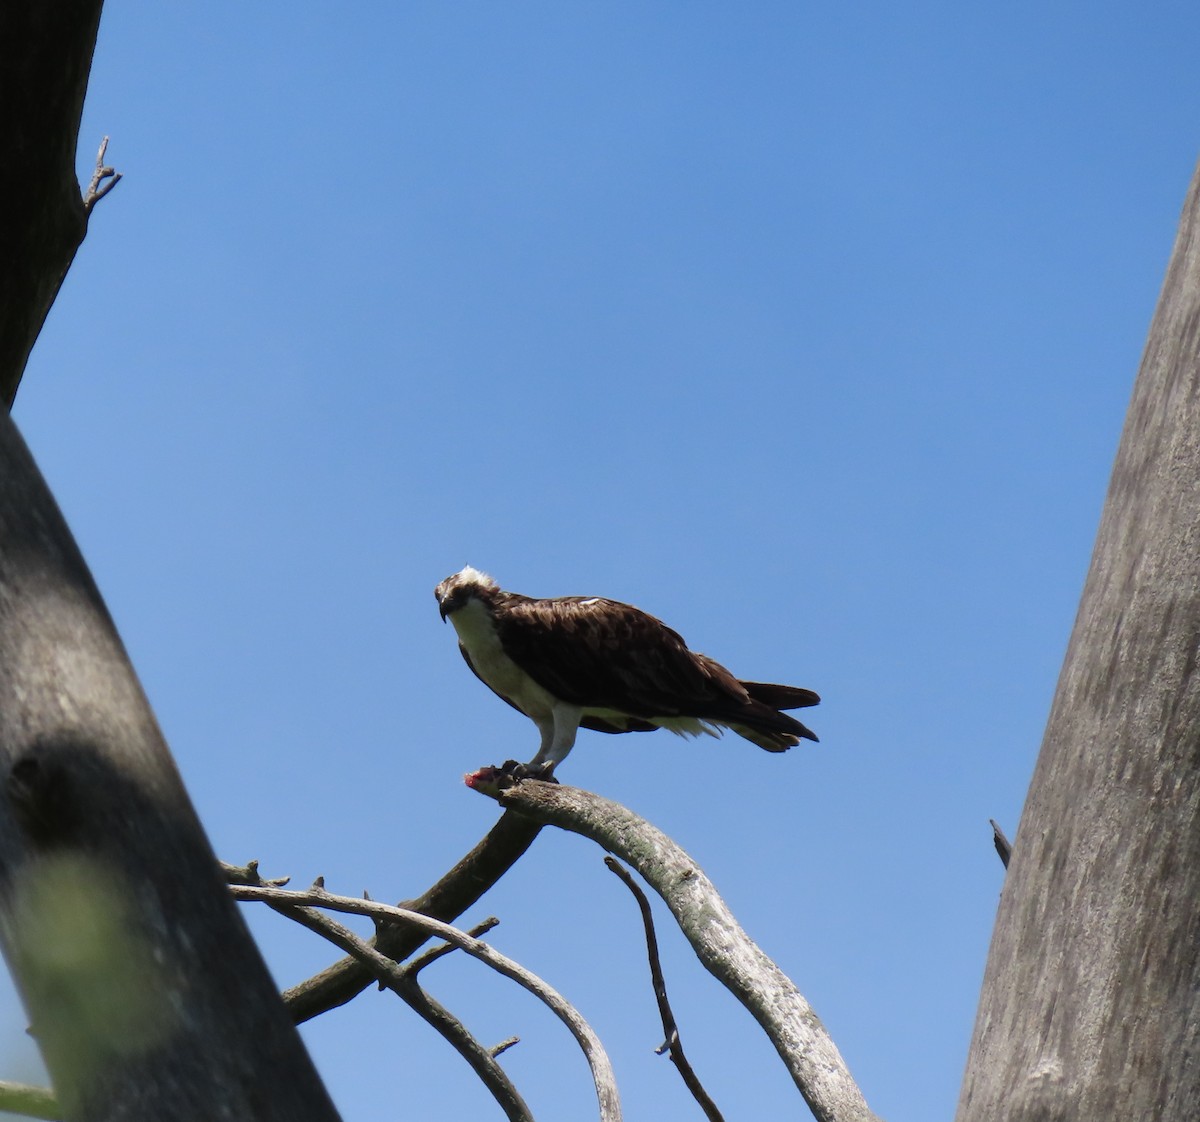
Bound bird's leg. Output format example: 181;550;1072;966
523;704;581;776
520;718;557;774
485;717;562;785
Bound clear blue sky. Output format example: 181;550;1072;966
4;3;1198;1119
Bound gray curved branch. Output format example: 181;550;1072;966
234;882;621;1122
253;892;532;1122
282;809;543;1022
493;781;883;1122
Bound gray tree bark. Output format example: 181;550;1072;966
494;781;883;1122
955;159;1200;1120
0;412;345;1122
0;3;344;1118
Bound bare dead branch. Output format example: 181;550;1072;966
236;881;621;1122
489;781;883;1122
283;809;543;1023
221;858;291;887
0;1080;59;1120
988;820;1011;869
399;915;526;1119
604;856;725;1122
374;911;532;1120
82;135;121;215
393;971;534;1122
407;916;501;975
255;893;533;1122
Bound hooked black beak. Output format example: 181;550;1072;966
434;579;465;621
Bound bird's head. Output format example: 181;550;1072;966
434;565;498;621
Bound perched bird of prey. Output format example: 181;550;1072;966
434;566;819;774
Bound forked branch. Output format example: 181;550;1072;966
233;880;620;1122
392;916;532;1122
282;809;543;1022
82;135;121;215
232;862;533;1122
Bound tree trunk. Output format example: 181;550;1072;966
0;1;105;407
955;158;1200;1120
0;416;345;1122
0;3;343;1117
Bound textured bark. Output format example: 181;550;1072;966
955;160;1200;1120
0;413;343;1120
0;6;342;1115
496;782;882;1122
0;1;104;407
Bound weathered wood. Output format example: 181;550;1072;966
955;159;1200;1120
242;883;620;1122
0;411;342;1121
282;809;542;1023
0;1;105;407
495;781;883;1122
0;4;343;1114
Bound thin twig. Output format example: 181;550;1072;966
407;916;500;975
402;916;522;1108
82;136;121;215
234;881;621;1122
384;914;531;1119
0;1080;59;1121
989;820;1012;868
604;857;725;1122
395;977;534;1122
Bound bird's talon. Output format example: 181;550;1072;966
497;760;558;786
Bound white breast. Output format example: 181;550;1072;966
449;598;557;720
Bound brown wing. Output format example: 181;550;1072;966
458;638;656;735
493;594;748;717
493;594;820;746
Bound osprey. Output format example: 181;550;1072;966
434;566;819;774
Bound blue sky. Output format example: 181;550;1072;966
4;3;1198;1119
